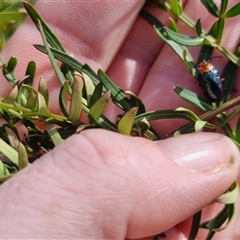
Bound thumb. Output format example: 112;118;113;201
0;130;238;239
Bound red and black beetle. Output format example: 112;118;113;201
195;57;224;102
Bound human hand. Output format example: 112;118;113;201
0;1;239;239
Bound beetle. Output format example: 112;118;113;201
195;57;224;102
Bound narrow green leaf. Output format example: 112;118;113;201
45;122;63;146
221;58;239;103
81;72;95;106
174;86;213;111
89;90;111;121
59;86;69;118
23;1;65;51
118;107;138;135
68;76;83;123
0;161;10;176
38;77;49;104
169;0;182;16
188;211;202;240
2;56;17;85
18;142;29;170
17;61;36;105
220;0;229;15
165;27;203;46
90;82;103;108
134;109;199;124
37;20;69;92
125;90;146;114
224;3;240;18
236;116;240;143
134;118;150;137
215;18;225;43
200;0;220;17
215;181;238;204
140;11;195;74
34;45;100;86
26;88;37;111
169;18;178;32
98;69;132;111
201;204;235;239
175;107;200;121
3;85;18;104
195;19;203;37
0;138;18;166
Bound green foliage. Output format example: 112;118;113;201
0;0;36;50
0;0;239;239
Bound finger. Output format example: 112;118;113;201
0;130;238;239
0;1;144;109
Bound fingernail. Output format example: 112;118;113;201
158;133;238;173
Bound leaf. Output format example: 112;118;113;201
140;10;195;74
224;3;240;18
37;20;69;93
2;56;17;85
195;120;207;132
38;77;49;104
90;82;103;108
68;75;83;123
220;0;229;15
0;160;10;176
125;90;146;114
45;122;63;146
165;27;203;46
200;0;219;17
214;18;225;43
5;127;19;150
169;0;182;16
81;72;95;106
134;109;199;124
0;138;18;166
118;107;138;135
98;69;132;111
23;1;65;51
59;86;69;118
195;19;203;37
169;17;178;32
3;85;18;104
173;86;213;111
188;211;202;240
200;204;235;239
215;181;238;204
236;116;240;144
34;45;100;86
18;142;29;170
17;61;37;105
89;90;111;121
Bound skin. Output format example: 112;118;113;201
0;1;239;239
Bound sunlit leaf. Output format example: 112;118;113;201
89;90;111;121
0;138;18;166
118;107;138;135
18;142;29;170
45;122;63;146
215;181;238;204
68;75;83;123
